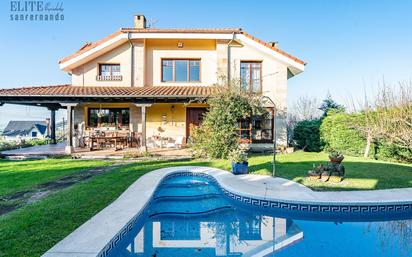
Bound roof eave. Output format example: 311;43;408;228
58;30;305;72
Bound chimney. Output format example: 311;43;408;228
134;15;147;29
268;41;279;48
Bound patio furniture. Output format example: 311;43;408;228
128;132;141;148
149;136;169;148
89;135;128;151
166;136;185;149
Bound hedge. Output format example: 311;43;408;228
319;112;412;162
320;112;367;157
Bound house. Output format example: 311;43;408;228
2;120;49;140
0;15;305;154
119;216;303;256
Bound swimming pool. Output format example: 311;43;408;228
106;175;412;257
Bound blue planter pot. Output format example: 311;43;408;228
232;162;249;175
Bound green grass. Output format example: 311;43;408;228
246;151;412;190
0;158;110;197
0;152;411;256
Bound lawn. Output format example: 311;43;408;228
0;152;411;256
0;158;110;198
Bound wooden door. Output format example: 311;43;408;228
186;107;207;140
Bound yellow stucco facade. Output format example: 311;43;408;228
64;27;304;147
146;103;187;139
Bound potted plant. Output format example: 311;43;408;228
229;145;248;175
329;150;344;164
307;164;323;179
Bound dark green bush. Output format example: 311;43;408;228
292;119;322;152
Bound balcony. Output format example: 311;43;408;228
96;75;123;81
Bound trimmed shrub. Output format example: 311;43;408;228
376;143;412;163
292;119;322;152
319;112;412;163
320;112;367;156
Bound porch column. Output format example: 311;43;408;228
48;107;57;144
61;103;78;154
141;105;147;151
134;104;152;151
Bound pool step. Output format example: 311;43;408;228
149;195;232;216
160;181;209;188
154;186;220;198
153;193;221;201
149;205;233;218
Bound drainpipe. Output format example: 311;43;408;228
128;32;135;87
226;32;236;85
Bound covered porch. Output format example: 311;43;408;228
0;85;213;155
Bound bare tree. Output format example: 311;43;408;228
287;96;322;146
357;81;412;157
289;96;322;121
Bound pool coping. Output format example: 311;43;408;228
41;166;412;257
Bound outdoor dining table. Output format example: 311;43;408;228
89;136;128;151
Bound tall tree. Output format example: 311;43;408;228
319;93;345;117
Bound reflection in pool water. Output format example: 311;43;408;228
107;176;412;257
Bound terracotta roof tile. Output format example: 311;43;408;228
0;85;214;98
241;32;305;65
59;28;305;66
59;31;123;64
120;28;242;33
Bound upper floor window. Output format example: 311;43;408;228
162;59;200;82
97;64;122;81
240;61;262;93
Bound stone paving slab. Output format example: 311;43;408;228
2;142;66;156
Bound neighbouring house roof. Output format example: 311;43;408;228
0;85;214;98
58;28;305;72
2;120;47;137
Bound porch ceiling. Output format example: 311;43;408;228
0;84;214;108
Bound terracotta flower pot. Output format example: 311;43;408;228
307;170;321;180
320;172;330;182
329;175;343;183
329;155;344;164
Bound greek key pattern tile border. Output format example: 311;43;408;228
97;171;412;257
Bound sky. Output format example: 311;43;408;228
0;0;411;127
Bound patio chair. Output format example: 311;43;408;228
129;132;141;148
166;136;185;149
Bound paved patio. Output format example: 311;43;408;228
2;142;66;156
1;142;191;160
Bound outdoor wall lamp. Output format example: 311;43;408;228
161;113;167;125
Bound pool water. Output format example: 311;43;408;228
107;176;412;257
